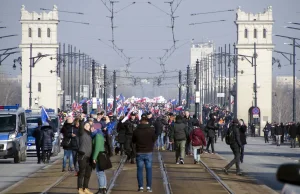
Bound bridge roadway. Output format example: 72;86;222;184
0;146;278;194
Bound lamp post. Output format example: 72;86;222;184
274;34;299;122
195;59;200;118
186;65;190;110
178;70;182;106
113;70;117;113
29;43;48;109
103;65;107;111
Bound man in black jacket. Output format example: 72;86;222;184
289;122;297;148
132;114;156;192
205;113;217;154
169;115;188;164
32;119;43;164
124;112;138;164
223;118;242;175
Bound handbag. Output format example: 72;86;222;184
97;152;112;171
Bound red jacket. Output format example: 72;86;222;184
190;127;206;146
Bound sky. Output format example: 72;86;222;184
1;0;300;93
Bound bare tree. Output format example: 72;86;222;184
0;80;21;105
272;85;292;123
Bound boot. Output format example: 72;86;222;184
84;188;93;194
78;188;85;194
131;158;135;164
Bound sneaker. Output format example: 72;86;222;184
236;171;242;176
194;160;197;164
78;188;85;194
147;187;152;192
161;147;165;151
84;188;93;194
102;188;107;194
138;187;144;192
176;161;179;164
223;168;228;175
62;168;66;172
180;159;184;164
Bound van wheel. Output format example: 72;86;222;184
14;150;21;163
21;150;27;161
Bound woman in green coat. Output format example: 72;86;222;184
92;129;107;194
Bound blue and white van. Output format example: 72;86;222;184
0;105;28;163
25;109;61;156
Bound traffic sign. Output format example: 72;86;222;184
252;107;260;115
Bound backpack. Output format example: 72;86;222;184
191;129;202;146
225;125;235;145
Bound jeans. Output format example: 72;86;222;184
206;137;215;153
63;149;73;169
156;133;165;148
72;150;78;171
175;140;186;161
276;135;282;145
264;135;269;143
77;155;92;189
240;145;245;162
96;164;107;188
291;138;296;148
136;153;153;188
193;147;201;162
225;145;241;173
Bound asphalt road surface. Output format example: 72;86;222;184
214;136;299;192
0;152;62;192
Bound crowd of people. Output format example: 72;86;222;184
52;102;290;193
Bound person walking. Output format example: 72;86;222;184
263;122;271;143
72;118;80;175
205;113;217;154
169;115;188;164
32;119;43;164
223;118;242;175
124;112;138;164
154;115;168;151
289;122;297;148
61;117;75;172
239;119;247;163
117;116;126;156
275;123;283;146
132;114;156;192
190;121;206;164
41;122;54;164
77;115;94;194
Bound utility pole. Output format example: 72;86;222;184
73;47;76;102
213;52;217;104
178;70;182;106
103;65;107;111
113;70;117;113
220;47;223;107
186;65;190;110
233;43;238;118
207;57;210;104
293;38;296;122
210;55;213;103
224;44;227;109
68;45;70;97
218;47;221;106
228;44;231;111
254;42;257;108
29;43;33;109
200;59;203;106
58;43;61;77
70;45;73;102
78;50;81;102
92;60;96;97
63;43;66;110
195;59;200;118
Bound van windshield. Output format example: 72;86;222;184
0;114;17;132
27;116;58;130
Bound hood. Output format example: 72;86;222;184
232;118;239;124
91;129;104;138
137;123;151;129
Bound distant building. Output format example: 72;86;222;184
235;6;274;131
20;5;61;111
190;41;215;104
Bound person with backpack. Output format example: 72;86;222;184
61;117;75;172
169;115;189;164
224;118;242;176
190;121;206;164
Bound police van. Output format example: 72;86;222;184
0;105;28;163
25;108;61;156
